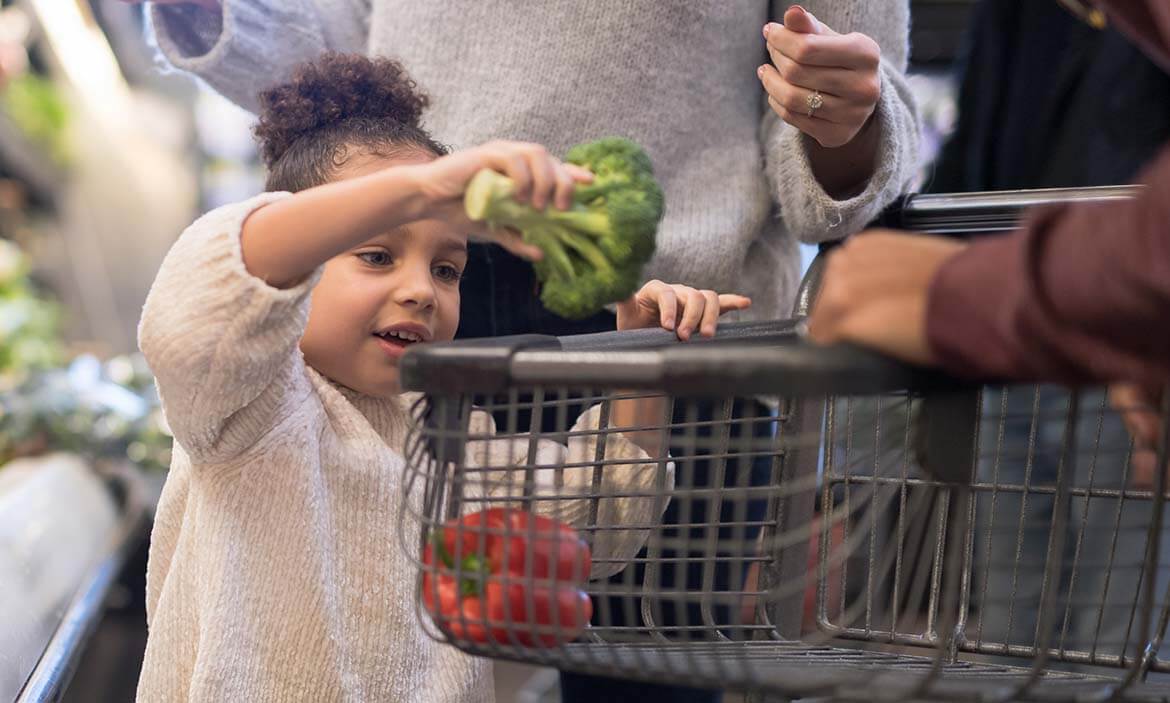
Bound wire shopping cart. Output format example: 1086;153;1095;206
398;186;1170;702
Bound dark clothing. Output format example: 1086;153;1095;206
560;672;720;703
928;0;1170;193
926;0;1170;385
457;244;616;339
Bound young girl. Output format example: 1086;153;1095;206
136;53;749;702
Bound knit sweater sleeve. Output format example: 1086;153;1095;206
762;0;920;243
463;405;674;581
147;0;370;113
138;193;321;463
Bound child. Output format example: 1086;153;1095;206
136;53;750;702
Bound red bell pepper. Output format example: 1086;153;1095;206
422;507;593;647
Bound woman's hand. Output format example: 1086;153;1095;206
617;280;751;341
807;230;966;364
759;5;882;149
411;140;592;261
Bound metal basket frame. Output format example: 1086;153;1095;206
397;186;1170;702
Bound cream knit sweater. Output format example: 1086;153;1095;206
149;0;920;323
136;193;671;702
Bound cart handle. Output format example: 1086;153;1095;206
400;332;963;397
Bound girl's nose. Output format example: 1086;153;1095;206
393;265;437;310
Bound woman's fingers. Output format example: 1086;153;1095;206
770;50;878;102
759;63;875;131
767;94;853;148
759;65;844;122
765;24;880;71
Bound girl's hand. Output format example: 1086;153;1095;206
411;140;592;261
617;280;752;341
759;5;882;149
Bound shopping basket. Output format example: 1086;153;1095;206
398;185;1170;701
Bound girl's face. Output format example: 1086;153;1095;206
299;150;467;397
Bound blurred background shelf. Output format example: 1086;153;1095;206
910;0;977;65
0;111;62;210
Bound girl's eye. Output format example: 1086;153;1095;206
358;251;392;267
433;264;463;283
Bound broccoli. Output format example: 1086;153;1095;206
463;136;665;319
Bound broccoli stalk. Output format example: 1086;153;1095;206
463;137;665;319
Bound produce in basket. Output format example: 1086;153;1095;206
422;508;593;647
463;136;664;319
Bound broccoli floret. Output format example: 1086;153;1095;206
463;136;664;319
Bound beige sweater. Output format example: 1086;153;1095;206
136;193;671;702
149;0;919;323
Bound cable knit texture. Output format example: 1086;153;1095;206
149;0;918;323
136;194;671;702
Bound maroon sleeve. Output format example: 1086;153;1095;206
925;145;1170;385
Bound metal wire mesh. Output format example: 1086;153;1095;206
399;354;1170;701
819;388;1170;671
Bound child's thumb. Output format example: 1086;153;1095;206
783;5;824;35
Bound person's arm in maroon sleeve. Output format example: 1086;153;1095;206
808;144;1170;386
926;144;1170;386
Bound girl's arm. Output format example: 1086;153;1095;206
242;141;567;287
464;283;749;579
138;192;323;465
240;167;429;288
610;280;752;459
140;142;575;463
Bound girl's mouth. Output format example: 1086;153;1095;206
372;323;431;359
373;329;425;359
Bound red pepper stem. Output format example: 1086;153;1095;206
432;531;487;597
459;555;484;597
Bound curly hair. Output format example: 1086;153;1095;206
253;52;446;192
